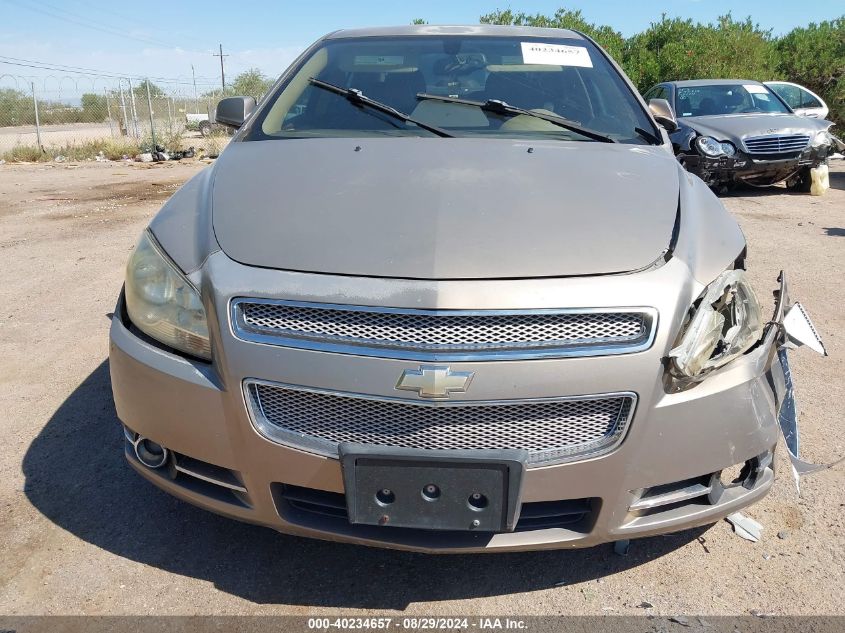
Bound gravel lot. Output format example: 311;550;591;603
0;159;842;617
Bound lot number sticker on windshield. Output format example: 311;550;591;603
521;42;593;67
743;84;768;94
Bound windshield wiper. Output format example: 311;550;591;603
416;93;615;143
308;78;454;138
634;127;661;145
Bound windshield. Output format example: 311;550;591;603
246;35;656;144
674;84;791;117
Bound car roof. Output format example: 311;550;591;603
664;79;763;88
324;24;584;40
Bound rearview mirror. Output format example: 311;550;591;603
648;98;678;132
215;96;257;128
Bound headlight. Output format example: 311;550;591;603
668;269;764;380
811;130;831;147
125;230;211;360
695;135;724;157
719;141;736;157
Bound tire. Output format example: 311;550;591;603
199;121;212;137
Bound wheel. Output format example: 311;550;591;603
199;121;212;137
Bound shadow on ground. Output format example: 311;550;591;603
23;360;706;609
829;167;845;191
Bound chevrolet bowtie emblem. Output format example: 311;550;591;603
396;366;475;399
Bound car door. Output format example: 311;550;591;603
767;82;827;119
793;86;827;119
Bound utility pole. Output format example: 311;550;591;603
191;64;199;112
213;44;229;92
31;82;43;152
145;79;157;150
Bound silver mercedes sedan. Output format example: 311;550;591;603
108;25;825;552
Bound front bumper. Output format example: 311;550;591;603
680;145;831;188
109;257;791;553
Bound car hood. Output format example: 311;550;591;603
211;138;680;280
681;113;829;144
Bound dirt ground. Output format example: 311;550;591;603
0;158;842;617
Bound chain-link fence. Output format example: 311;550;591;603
0;74;233;161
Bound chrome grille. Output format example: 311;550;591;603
245;381;636;466
231;299;655;360
743;134;810;155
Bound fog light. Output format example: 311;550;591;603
134;437;169;469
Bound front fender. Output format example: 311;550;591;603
672;163;746;285
148;164;220;275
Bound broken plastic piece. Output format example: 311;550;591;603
725;512;762;542
783;303;827;355
613;539;630;556
809;164;829;196
776;348;843;494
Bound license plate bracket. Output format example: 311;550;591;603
339;444;527;532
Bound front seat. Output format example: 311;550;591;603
696;97;717;116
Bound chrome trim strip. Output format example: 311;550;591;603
229;298;658;361
173;460;248;493
242;378;638;468
629;482;712;511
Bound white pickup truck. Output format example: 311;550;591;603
185;112;214;136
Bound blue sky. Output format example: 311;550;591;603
1;0;842;97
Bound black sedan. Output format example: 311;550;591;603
643;79;836;191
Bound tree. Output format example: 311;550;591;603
0;87;33;126
776;18;844;126
80;93;107;123
411;18;427;25
480;8;625;60
229;68;274;100
133;79;165;99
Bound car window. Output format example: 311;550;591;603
768;83;801;109
799;88;822;109
246;35;657;144
675;84;790;117
643;85;666;101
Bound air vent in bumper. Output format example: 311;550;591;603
274;483;597;533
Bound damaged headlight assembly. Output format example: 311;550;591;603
810;130;832;148
695;135;737;158
668;269;764;382
124;230;212;360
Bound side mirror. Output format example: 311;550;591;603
648;98;678;132
215;96;257;128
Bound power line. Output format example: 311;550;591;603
6;0;210;53
0;55;222;86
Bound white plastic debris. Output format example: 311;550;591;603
783;303;827;355
726;512;763;542
809;164;829;196
136;153;153;163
